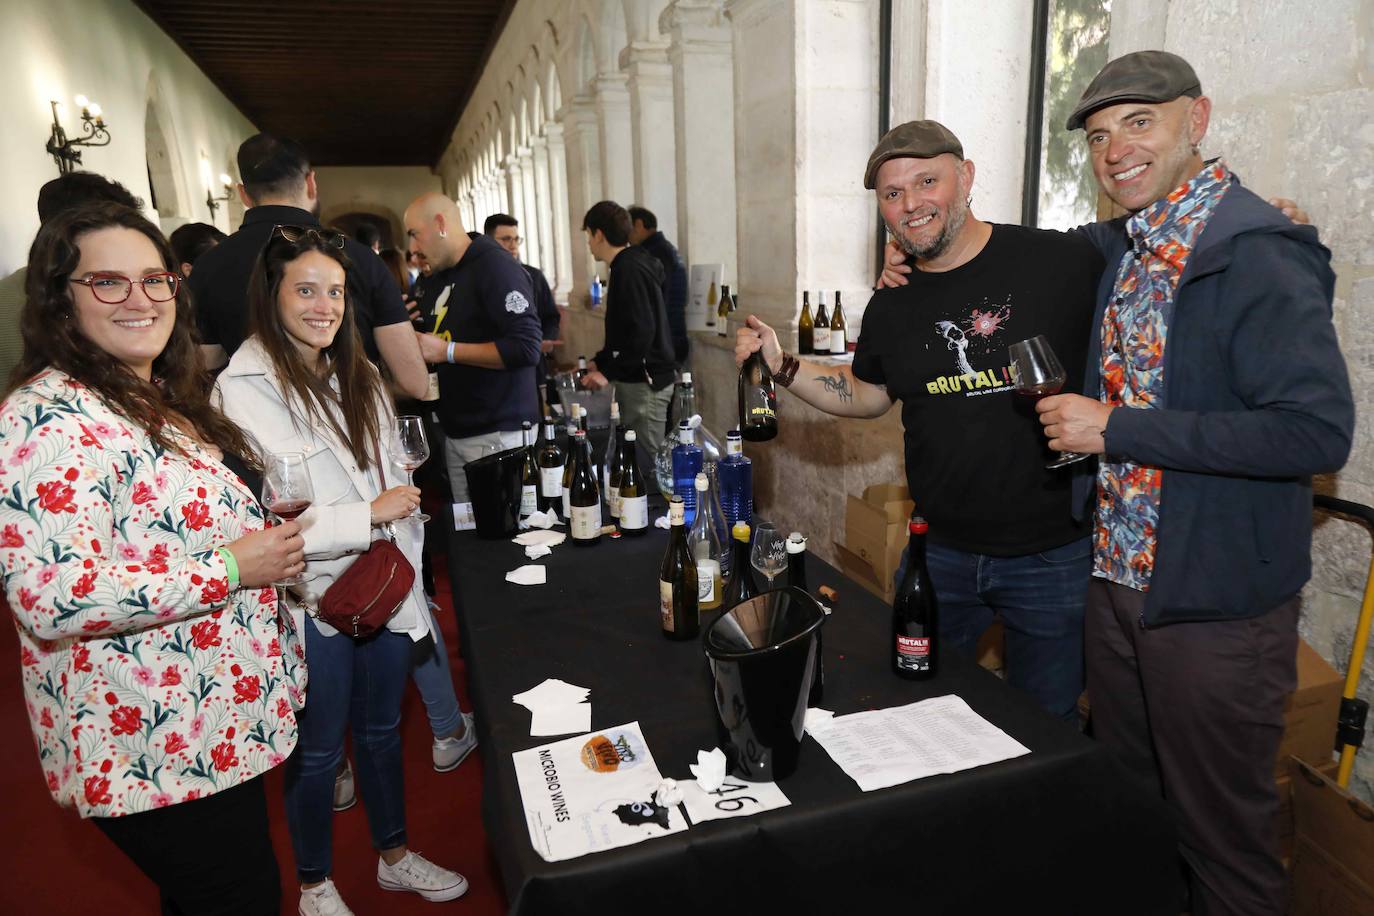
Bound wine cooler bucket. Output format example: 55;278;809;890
463;446;526;539
703;587;825;782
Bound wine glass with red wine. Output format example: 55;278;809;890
1007;335;1090;469
262;452;314;586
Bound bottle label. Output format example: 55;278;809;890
895;635;932;672
620;495;648;529
608;485;620;518
423;372;441;402
540;467;563;498
659;580;676;632
562;490;570;520
520;485;537;517
830;330;847;355
696;559;719;603
571;503;602;539
814;327;831;350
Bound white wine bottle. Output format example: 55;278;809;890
688;472;723;611
569;429;602;547
518;420;538;520
659;496;699;640
617;430;649;535
830;290;847;355
536;417;563;513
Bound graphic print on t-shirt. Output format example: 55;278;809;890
924;296;1016;398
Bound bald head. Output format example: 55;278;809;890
404;192;468;271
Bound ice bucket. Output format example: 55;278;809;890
462;446;525;539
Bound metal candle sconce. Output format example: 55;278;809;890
47;95;110;174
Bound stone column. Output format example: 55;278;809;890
530;134;557;287
662;0;737;276
622;40;680;240
560;95;604;306
544;122;574;304
594;73;636;205
518;148;541;268
505;155;527;240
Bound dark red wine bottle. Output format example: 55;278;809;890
893;516;938;680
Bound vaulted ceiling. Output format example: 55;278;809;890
133;0;514;167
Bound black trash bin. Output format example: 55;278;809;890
703;587;825;782
462;446;525;539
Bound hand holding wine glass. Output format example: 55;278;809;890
1008;335;1089;468
750;522;788;590
392;415;431;522
262;452;315;586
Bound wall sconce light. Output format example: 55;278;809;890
206;174;234;215
46;95;111;174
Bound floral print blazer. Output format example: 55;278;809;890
0;369;305;817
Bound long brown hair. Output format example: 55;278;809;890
12;202;257;462
245;228;383;470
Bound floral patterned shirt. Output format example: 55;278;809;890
0;370;305;817
1095;162;1233;591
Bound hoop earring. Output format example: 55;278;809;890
439;230;448;239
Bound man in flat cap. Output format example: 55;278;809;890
1038;50;1353;915
736;119;1110;724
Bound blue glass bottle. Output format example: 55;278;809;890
718;429;753;529
671;419;703;525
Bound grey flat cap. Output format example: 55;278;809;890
1066;50;1202;131
864;120;964;190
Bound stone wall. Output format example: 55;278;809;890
1111;0;1374;800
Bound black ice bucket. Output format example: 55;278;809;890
703;587;825;782
462;446;525;539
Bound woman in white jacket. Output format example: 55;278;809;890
215;225;466;915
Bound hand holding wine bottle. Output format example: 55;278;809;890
734;315;783;372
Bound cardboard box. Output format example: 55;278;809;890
1277;641;1343;775
1277;756;1339;862
843;484;914;586
1289;757;1374;915
834;541;896;605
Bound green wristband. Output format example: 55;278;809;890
216;546;240;591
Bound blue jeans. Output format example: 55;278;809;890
411;606;463;739
284;623;413;883
895;536;1090;723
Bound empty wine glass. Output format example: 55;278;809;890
750;522;788;590
1007;335;1089;469
393;415;431;522
262;452;314;586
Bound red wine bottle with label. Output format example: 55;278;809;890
893;516;938;680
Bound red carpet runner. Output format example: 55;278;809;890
0;556;508;914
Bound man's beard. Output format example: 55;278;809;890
886;196;969;262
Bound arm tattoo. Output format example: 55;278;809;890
814;373;853;403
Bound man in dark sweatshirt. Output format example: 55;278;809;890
404;192;542;502
628;206;689;367
580;200;677;454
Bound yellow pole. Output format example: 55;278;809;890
1337;549;1374;789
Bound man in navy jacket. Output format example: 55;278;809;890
1039;51;1354;916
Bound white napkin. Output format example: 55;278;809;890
506;565;547;586
513;678;590;709
524;543;552;560
654;778;683;807
654;515;671;530
523;509;562;530
513;529;566;548
804;707;836;734
529;703;592;736
689;747;728;793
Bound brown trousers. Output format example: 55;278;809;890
1086;578;1299;916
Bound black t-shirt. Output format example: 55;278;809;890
189;205;410;361
852;223;1104;556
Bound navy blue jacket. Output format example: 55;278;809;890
1074;181;1354;626
637;231;689;366
424;235;542;439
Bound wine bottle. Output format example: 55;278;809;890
829;290;847;355
722;521;756;611
569;430;602;547
738;349;779;442
659;496;700;640
718;429;753;529
519;420;539;520
617;430;649;535
798;291;814;355
788;532;824;705
536;417;564;513
605;402;624;518
576;355;589;385
893;516;938;680
671;419;703;524
561;405;582;519
701;463;732;579
688;473;723;612
717;283;731;338
813;290;831;354
657;373;696;498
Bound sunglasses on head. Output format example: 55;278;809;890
271;224;346;249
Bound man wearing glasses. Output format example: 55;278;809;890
189;133;428;400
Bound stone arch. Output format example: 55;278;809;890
577;16;599;91
545;59;563;121
143;72;191;233
321;203;403;249
599;0;628;72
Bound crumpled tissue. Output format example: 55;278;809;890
654;778;683;807
505;565;547;586
654;515;671;530
513;529;566;548
689;747;728;793
520;509;563;530
523;543;552;560
803;707;835;734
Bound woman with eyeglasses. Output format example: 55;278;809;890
214;225;467;915
0;202;306;913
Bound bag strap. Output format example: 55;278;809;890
368;425;398;543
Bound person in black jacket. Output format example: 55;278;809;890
483;213;561;403
580;201;676;455
628;206;688;367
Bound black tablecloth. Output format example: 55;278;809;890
445;509;1179;915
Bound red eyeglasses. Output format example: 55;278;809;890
70;271;180;305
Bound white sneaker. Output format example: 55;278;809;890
299;878;354;916
377;850;468;902
332;759;356;812
432;712;478;773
